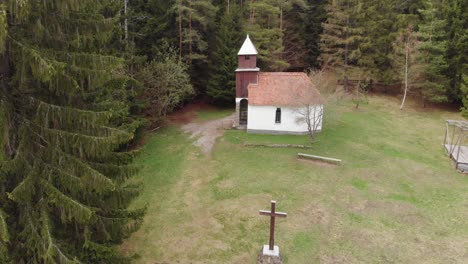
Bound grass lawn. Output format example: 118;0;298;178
123;95;468;263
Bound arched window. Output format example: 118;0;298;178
275;108;281;124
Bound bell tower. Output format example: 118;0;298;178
235;35;259;127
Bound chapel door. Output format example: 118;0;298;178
239;99;248;125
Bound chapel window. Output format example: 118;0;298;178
275;108;281;124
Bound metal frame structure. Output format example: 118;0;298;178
443;120;468;172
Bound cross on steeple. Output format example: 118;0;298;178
259;200;287;251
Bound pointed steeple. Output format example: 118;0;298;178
238;34;258;55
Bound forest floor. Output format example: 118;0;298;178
122;95;468;264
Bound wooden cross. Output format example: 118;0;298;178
259;200;287;251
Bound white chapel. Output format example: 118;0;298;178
234;35;324;135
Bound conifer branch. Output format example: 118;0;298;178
41;210;81;264
40;179;95;224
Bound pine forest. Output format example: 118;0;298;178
0;0;466;263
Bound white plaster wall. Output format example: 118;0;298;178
247;105;323;133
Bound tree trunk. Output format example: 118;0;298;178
189;0;192;64
344;0;350;92
355;88;360;109
306;106;315;143
280;7;283;30
250;0;255;24
124;0;128;42
178;10;182;60
344;75;349;92
400;40;409;110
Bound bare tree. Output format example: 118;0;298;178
295;68;328;142
352;72;369;109
393;24;419;110
299;104;324;142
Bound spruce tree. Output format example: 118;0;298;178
445;0;468;102
304;0;327;69
278;0;307;70
461;74;468;117
207;7;243;105
174;0;217;63
0;1;143;262
417;0;449;103
246;0;289;70
356;0;399;84
174;0;217;93
320;0;361;90
129;0;178;60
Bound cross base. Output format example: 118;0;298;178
262;245;280;257
257;245;282;264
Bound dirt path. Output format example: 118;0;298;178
181;113;235;154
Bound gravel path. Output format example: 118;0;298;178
181;113;236;154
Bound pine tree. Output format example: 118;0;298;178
282;0;308;70
246;0;289;70
0;1;143;262
356;0;399;84
173;0;217;94
445;0;468;102
207;7;244;105
460;74;468;117
417;0;449;104
320;0;361;90
174;0;218;63
129;0;178;60
304;0;327;69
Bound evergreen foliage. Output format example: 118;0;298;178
356;0;400;84
206;7;243;105
304;0;327;69
461;75;468;117
445;0;468;102
320;0;466;109
1;0;466;262
174;0;218;63
279;0;308;70
417;0;449;103
320;0;361;87
245;0;289;70
0;1;143;262
128;0;177;60
173;0;218;93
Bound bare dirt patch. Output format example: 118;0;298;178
168;101;218;124
182;113;235;154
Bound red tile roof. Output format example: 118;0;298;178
248;72;323;107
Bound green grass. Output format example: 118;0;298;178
195;108;234;122
124;95;468;263
351;178;369;190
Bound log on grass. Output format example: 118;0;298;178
244;143;312;149
297;153;342;164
